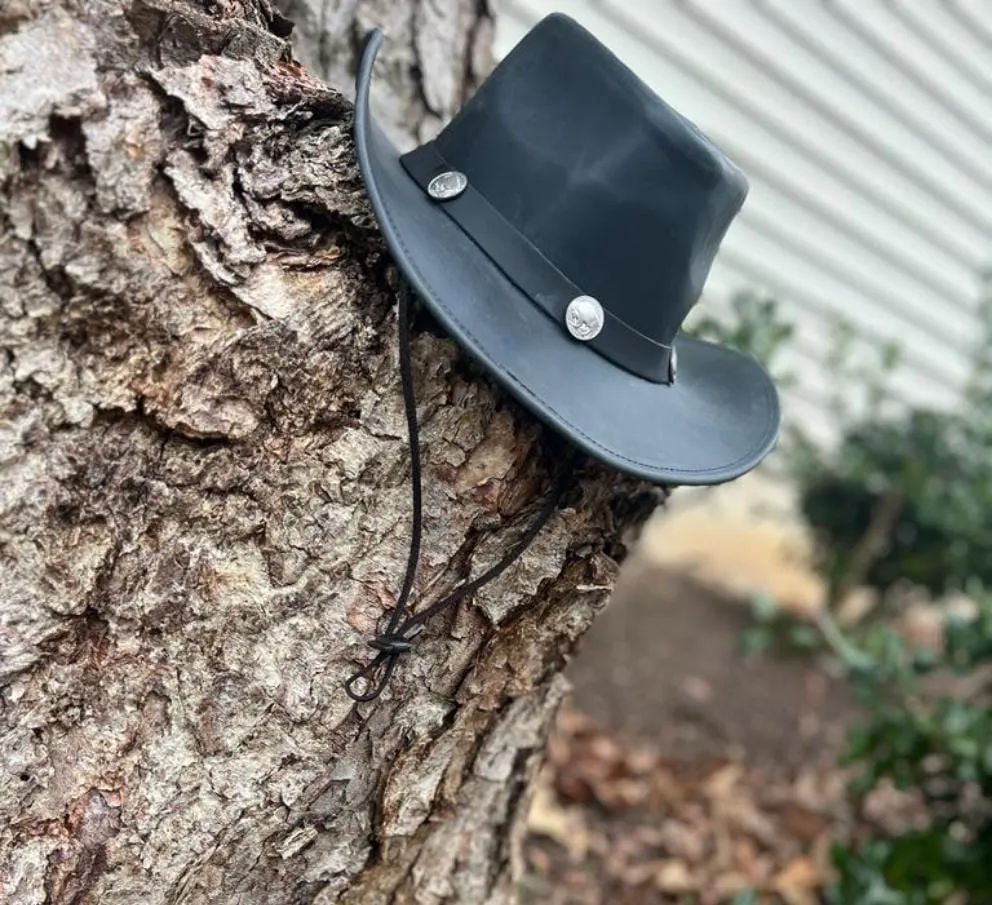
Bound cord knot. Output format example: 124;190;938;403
368;635;413;655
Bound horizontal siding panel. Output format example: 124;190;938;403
950;1;992;46
829;0;992;140
756;1;991;188
679;1;992;238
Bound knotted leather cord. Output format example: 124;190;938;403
344;279;576;703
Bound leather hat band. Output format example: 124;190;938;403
400;142;675;385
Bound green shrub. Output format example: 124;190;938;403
824;596;992;904
707;276;992;903
799;409;992;602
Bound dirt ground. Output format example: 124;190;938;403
565;556;857;771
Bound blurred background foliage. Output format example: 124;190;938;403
688;276;992;903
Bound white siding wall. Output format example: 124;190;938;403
493;0;992;457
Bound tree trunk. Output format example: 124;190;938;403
273;0;495;147
0;2;663;903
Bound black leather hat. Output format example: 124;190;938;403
353;12;780;485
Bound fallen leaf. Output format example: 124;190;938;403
712;825;737;872
613;857;666;886
733;835;761;877
716;795;780;847
658;818;707;862
749;854;778;885
777;802;828;844
528;782;589;861
810;831;835;884
626;745;659;775
588;733;624;766
650;765;684;804
705;763;744;800
597;777;651;811
779;889;819;905
771;856;820;891
655;859;695;893
554;777;590;807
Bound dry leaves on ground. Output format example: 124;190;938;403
522;703;856;905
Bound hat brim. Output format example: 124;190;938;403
354;32;780;486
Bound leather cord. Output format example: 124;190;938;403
344;279;576;703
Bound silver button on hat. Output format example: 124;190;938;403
565;295;605;341
427;170;469;201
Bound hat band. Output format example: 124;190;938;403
400;142;675;385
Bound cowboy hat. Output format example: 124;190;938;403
353;12;780;485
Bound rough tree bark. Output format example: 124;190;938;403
272;0;495;147
0;2;663;903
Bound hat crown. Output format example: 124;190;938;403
432;13;747;346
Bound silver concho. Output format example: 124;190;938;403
564;295;605;341
427;170;468;201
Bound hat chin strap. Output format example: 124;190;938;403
344;278;576;704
